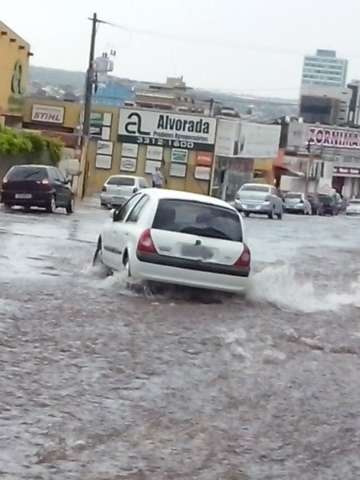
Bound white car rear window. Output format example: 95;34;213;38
107;177;135;186
152;199;243;242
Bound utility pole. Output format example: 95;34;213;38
83;12;97;138
79;12;98;198
305;139;314;196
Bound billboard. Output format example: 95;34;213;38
215;119;280;158
238;122;281;158
118;108;216;151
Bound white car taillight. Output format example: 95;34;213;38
137;229;157;255
234;244;251;270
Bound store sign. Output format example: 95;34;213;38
171;149;188;164
194;166;211;181
307;126;360;150
90;111;112;140
333;166;360;176
118;108;216;151
196;151;213;166
31;104;64;124
146;146;163;161
120;157;137;172
121;143;138;158
288;122;360;152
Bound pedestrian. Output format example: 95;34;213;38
152;167;165;188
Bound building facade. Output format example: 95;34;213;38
301;49;348;88
134;77;212;115
284;120;360;197
213;117;281;199
299;84;351;125
83;107;217;196
0;21;31;126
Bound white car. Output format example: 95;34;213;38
94;189;251;293
100;175;149;208
234;183;283;219
346;198;360;215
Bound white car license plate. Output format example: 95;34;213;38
256;205;262;210
181;245;213;260
15;193;32;199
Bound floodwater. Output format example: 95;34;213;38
1;203;360;479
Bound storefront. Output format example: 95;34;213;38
84;107;217;195
332;166;360;198
284;121;360;195
0;21;31;126
213;118;281;200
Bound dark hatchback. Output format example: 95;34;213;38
1;165;74;213
318;194;339;216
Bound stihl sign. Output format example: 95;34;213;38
31;104;64;124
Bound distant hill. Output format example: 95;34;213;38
28;66;298;121
29;66;85;91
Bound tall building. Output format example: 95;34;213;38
301;49;348;88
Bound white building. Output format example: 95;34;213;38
301;49;348;88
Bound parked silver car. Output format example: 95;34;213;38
346;198;360;215
100;175;149;208
284;192;312;215
234;183;283;219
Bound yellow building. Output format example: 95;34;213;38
82;107;216;196
0;20;31;126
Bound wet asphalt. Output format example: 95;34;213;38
1;202;360;480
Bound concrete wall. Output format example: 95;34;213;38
0;21;30;117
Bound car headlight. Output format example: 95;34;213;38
263;200;270;205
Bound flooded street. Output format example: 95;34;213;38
1;204;360;479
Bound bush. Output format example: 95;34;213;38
0;127;63;165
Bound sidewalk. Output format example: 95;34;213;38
77;195;101;209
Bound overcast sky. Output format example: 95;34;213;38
3;0;360;98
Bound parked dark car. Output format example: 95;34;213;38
307;193;321;215
318;194;339;216
1;165;74;213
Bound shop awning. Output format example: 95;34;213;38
273;165;304;177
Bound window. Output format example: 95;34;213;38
285;193;302;200
107;176;135;186
127;195;149;223
139;178;149;189
152;199;243;242
7;166;48;181
114;193;142;222
240;185;269;193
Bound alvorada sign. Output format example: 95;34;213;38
31;104;64;124
307;126;360;150
118;108;216;151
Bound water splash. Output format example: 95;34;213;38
247;265;360;313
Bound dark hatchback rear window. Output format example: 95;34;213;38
107;177;135;186
7;166;48;181
152;199;243;242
